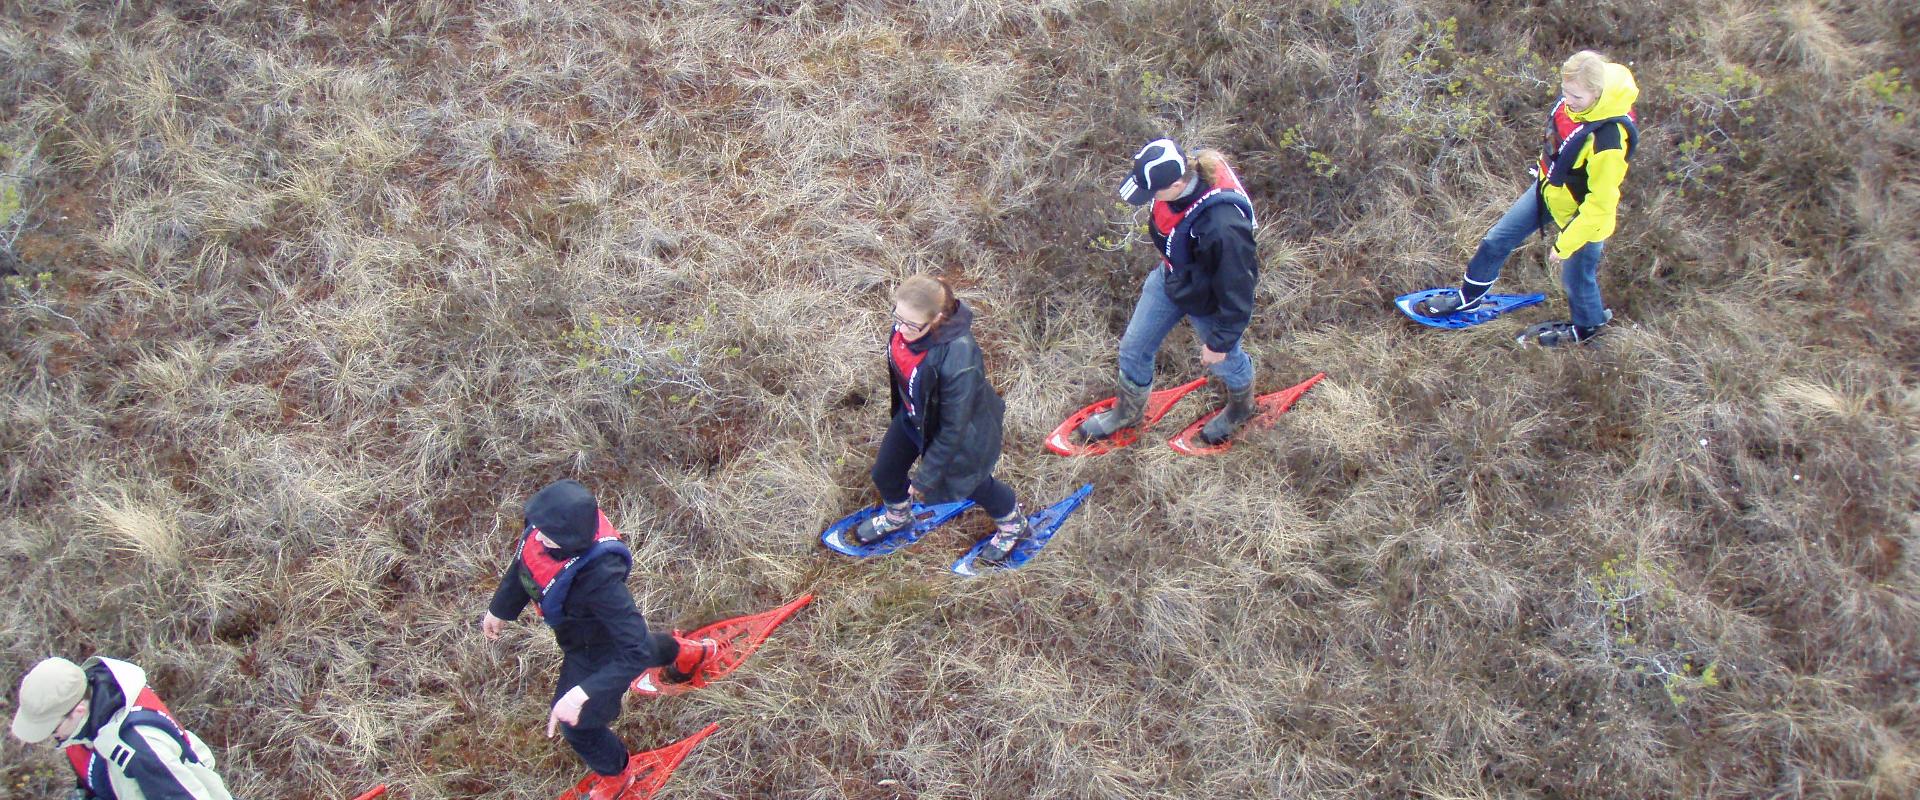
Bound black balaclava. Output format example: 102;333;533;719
524;479;600;556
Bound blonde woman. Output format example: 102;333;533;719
1080;138;1262;445
1416;50;1641;346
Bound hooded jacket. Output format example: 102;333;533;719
489;480;672;702
1538;61;1639;259
62;658;232;800
887;301;1005;505
1151;177;1259;353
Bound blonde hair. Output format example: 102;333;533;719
1185;149;1230;186
1561;50;1609;93
893;274;956;322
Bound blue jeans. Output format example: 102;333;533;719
1464;188;1610;328
1116;267;1254;391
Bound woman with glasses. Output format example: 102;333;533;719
846;275;1030;564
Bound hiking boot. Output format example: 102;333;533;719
1077;373;1151;441
1518;309;1612;348
851;501;913;545
1413;289;1485;317
661;637;718;684
1197;383;1257;445
585;766;638;800
975;512;1030;566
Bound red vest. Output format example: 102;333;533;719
1150;159;1255;273
516;511;628;621
889;329;930;418
1537;100;1582;177
65;687;178;790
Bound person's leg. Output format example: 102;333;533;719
1114;267;1186;387
969;476;1029;564
1082;269;1185;439
560;725;629;777
868;416;921;506
556;655;628;777
1187;315;1255;392
659;630;720;685
1562;241;1609;332
965;476;1018;520
1448;188;1547;307
1186;314;1258;444
856;417;922;543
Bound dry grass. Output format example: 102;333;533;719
1;1;1916;798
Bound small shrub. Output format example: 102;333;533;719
1583;555;1724;708
1373;18;1551;152
560;307;742;410
1660;63;1771;198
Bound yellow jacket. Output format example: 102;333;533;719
1539;62;1639;259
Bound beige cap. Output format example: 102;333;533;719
11;657;86;743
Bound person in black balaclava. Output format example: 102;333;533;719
480;479;715;800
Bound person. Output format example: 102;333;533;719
1078;138;1261;445
845;275;1032;564
11;655;234;800
481;479;717;800
1416;50;1640;346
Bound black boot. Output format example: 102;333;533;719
1077;372;1151;441
1197;383;1257;445
976;510;1030;565
1414;287;1486;317
851;501;913;545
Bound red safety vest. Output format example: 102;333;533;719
1150;158;1256;273
64;687;179;791
889;329;930;419
516;511;629;621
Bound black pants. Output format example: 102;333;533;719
871;416;1016;518
555;633;678;776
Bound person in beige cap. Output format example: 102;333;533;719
13;656;232;800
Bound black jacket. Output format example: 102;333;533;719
488;480;669;701
1158;183;1258;353
888;301;1005;504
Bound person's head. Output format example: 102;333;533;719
523;479;599;556
12;658;89;745
1119;138;1188;205
892;275;956;342
1561;50;1610;113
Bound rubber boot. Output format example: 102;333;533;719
1415;286;1486;317
661;635;717;684
851;500;913;545
1077;372;1151;441
1197;383;1257;445
586;767;638;800
976;507;1030;565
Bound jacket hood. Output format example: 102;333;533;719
73;657;145;743
1572;62;1638;122
907;300;976;353
524;479;600;556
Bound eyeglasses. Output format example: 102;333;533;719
894;314;930;333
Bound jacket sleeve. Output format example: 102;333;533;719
1195;210;1258;353
567;560;665;701
488;556;532;621
110;725;230;800
912;349;985;504
1554;128;1629;258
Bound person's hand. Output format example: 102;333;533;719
1200;345;1227;366
481;612;508;641
547;686;588;737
